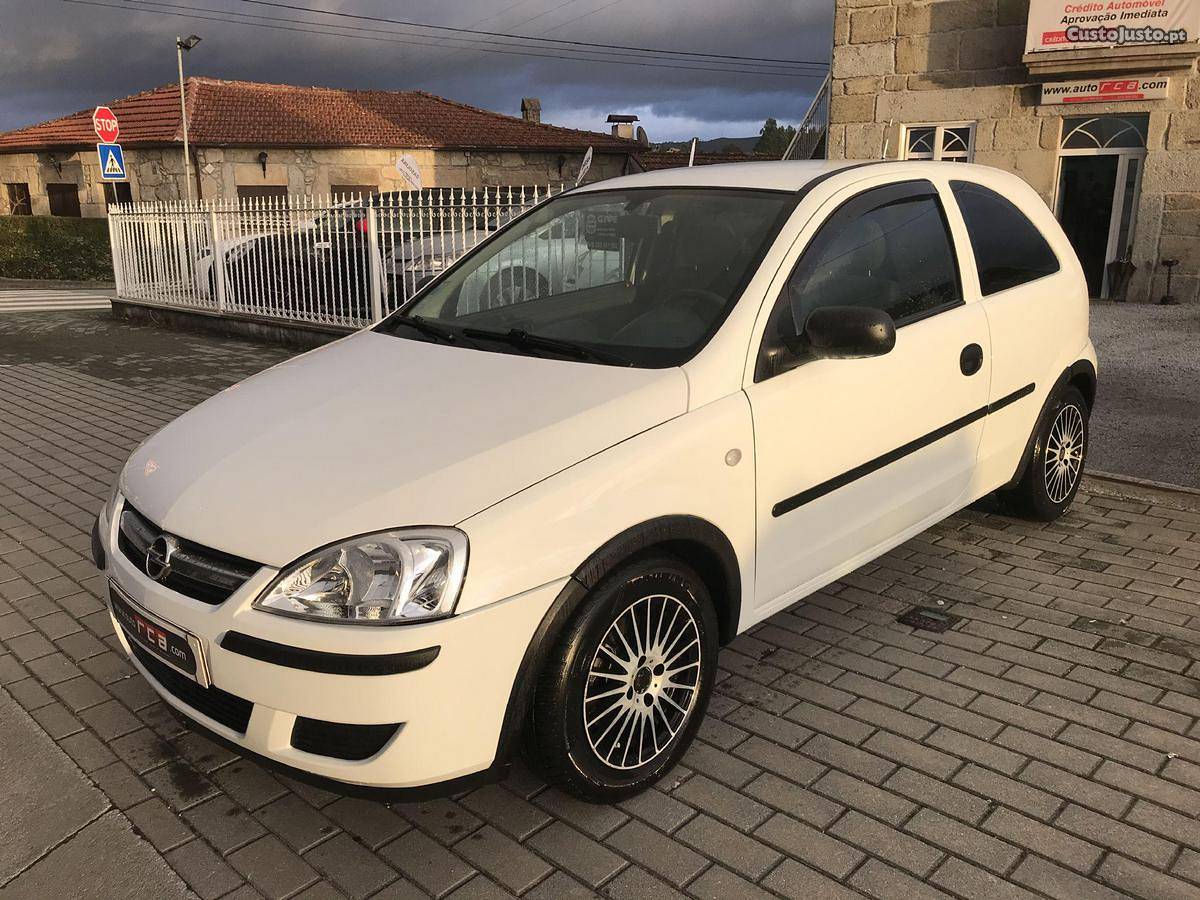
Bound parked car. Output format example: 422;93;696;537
196;191;529;317
93;161;1096;801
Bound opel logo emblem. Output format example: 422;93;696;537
145;535;179;581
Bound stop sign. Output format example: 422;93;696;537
93;106;119;144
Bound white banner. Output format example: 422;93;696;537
1041;75;1171;102
1026;0;1198;53
395;154;422;190
575;146;593;186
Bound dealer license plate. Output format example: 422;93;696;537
109;582;210;686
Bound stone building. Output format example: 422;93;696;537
0;78;638;217
829;0;1200;303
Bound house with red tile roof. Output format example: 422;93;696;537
0;78;639;216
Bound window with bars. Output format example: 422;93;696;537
5;182;31;215
902;123;975;162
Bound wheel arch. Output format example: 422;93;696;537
1003;359;1096;490
492;515;742;767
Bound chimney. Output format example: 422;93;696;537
606;113;639;140
521;98;541;124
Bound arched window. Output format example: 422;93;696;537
1060;114;1148;150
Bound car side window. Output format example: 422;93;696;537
950;180;1059;295
757;180;962;381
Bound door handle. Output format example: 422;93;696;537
960;343;983;376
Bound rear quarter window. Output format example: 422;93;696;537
951;181;1059;296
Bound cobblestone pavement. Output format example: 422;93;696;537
3;311;1200;900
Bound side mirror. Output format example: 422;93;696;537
803;305;896;359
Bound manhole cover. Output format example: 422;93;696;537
897;606;962;633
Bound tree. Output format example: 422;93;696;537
720;143;743;155
754;117;797;157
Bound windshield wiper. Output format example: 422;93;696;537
461;327;630;366
387;315;459;344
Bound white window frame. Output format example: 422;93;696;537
900;122;976;162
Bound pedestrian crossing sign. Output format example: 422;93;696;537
97;142;126;181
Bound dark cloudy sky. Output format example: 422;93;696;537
0;0;832;142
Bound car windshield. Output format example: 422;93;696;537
377;187;795;367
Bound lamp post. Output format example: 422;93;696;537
176;34;202;203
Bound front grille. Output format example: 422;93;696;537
129;641;253;734
118;504;261;604
291;717;401;761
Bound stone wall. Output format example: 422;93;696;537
0;144;628;218
830;0;1200;304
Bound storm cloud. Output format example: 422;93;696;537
0;0;832;142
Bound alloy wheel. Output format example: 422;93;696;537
582;593;702;770
1044;403;1085;504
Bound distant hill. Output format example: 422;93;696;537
654;136;760;154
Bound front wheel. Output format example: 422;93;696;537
527;555;718;802
1002;385;1089;521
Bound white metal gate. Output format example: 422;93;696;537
107;186;561;328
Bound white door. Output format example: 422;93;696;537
746;179;991;616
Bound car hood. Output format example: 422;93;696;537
121;331;688;568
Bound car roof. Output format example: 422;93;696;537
573;159;1022;195
574;160;864;194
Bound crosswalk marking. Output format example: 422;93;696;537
0;290;112;313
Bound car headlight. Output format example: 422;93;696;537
253;528;468;625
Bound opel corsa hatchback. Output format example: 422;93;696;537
94;161;1097;801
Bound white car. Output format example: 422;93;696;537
93;161;1097;801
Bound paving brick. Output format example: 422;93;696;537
229;834;319;900
165;838;245;900
605;819;706;887
380;827;476;897
931;857;1041;900
1056;803;1176;868
323;797;409;850
1097;854;1200;900
1095;760;1200;816
787;700;875;745
905;808;1020;874
303;832;397;899
1028;693;1127;735
908;696;1001;740
526;821;624;888
761;859;863;900
676;813;781;881
996;726;1100;776
849;858;954;900
747;771;844;828
601;865;684;900
982;807;1102;873
831;809;943;877
1126;721;1200;765
1059;723;1163;771
670;772;770;831
970;694;1065;738
1125;799;1200;849
182;795;267;855
396;798;483;845
1018;760;1131;818
255;794;339;853
687;865;776;900
732;734;825;786
534;787;628;839
862;730;959;779
125;797;194;852
755;812;865;879
884;767;991;824
927;727;1027;776
1010;854;1126;900
803;733;896;784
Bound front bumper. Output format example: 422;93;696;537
97;505;565;792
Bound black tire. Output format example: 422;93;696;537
527;554;718;802
1002;385;1089;521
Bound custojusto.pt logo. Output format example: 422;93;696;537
1065;24;1189;44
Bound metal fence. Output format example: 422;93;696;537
107;185;562;328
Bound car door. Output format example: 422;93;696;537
745;177;991;615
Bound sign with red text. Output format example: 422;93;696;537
1026;0;1198;53
1041;76;1171;103
92;106;120;144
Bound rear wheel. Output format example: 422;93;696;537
1002;385;1089;521
527;555;718;802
